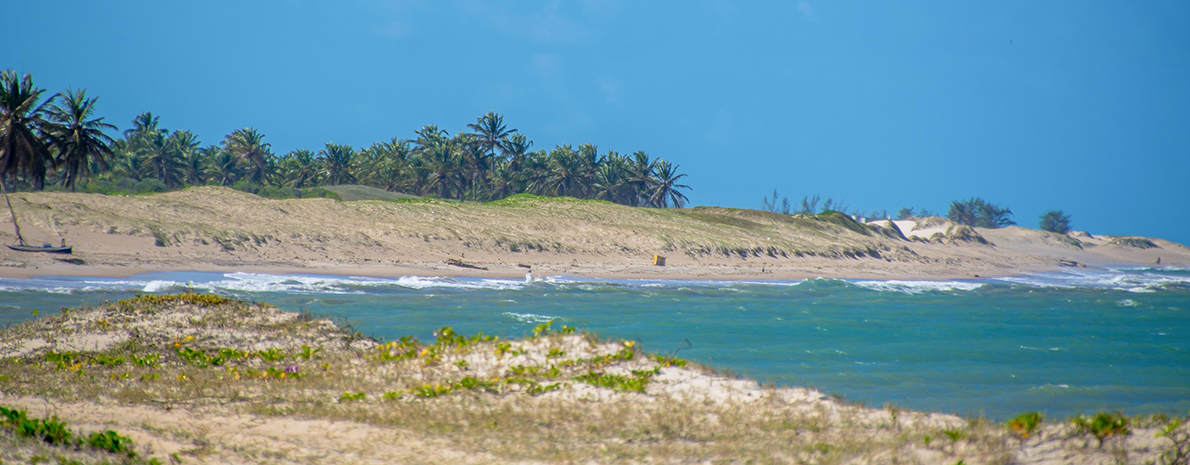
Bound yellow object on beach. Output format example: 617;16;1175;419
653;255;666;266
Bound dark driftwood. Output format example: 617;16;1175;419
446;258;488;271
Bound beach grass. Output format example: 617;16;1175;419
1;294;1186;464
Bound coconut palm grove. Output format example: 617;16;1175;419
0;71;691;208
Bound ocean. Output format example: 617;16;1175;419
2;267;1188;421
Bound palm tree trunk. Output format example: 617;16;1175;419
1;179;26;245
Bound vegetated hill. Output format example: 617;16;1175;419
320;184;421;202
0;187;906;263
1;187;1186;275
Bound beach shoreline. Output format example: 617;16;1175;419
2;187;1187;283
0;259;1049;282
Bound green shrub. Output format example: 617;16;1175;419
339;391;366;402
1007;412;1043;439
575;367;658;393
1039;210;1072;234
300;187;341;200
948;197;1014;228
133;178;167;194
1073;412;1131;447
0;406;73;447
651;354;689;368
87;430;137;457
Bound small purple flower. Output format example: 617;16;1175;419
284;365;299;374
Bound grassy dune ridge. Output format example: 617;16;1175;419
5;185;1186;281
4;186;898;260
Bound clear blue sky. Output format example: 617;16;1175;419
7;1;1189;245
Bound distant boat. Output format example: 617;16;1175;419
3;181;72;254
6;243;72;254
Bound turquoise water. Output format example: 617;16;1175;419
2;267;1188;421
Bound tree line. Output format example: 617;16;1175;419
0;71;691;208
765;190;1074;234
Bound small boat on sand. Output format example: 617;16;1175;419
3;181;73;254
6;243;72;254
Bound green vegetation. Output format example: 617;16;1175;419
1;73;691;208
1006;411;1043;439
947;197;1015;228
1039;210;1072;234
1;405;137;458
1111;237;1159;249
319;184;418;202
1156;417;1190;465
0;406;73;446
4;294;1189;463
761;190;852;216
762;190;890;221
86;430;137;457
1073;411;1131;447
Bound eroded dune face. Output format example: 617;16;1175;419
1;187;1186;280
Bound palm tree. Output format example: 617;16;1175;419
0;71;58;190
500;133;533;173
278;149;321;188
125;112;161;139
113;112;166;184
625;151;656;207
536;145;584;197
359;138;412;192
319;143;356;185
208;148;242;187
184;145;217;185
646;160;690;208
456;132;489;201
486;159;519;200
105;139;141;182
168;131;201;186
137;130;185;188
466;111;517;159
45;89;116;191
575;144;602;198
593;151;628;203
414;125;462;199
224;128;272;185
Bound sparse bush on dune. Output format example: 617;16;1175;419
1039;210;1072;234
948;197;1015;228
1;294;1186;464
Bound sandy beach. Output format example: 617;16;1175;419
2;187;1186;281
2;189;1189;463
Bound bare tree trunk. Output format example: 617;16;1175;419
1;178;25;245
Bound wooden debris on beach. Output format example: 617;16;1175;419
446;258;488;270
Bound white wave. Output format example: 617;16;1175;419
502;312;559;323
995;268;1190;292
1028;384;1071;390
142;280;180;293
190;273;529;294
851;280;983;294
1020;346;1062;352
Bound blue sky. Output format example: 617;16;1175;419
7;1;1189;245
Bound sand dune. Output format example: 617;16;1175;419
1;186;1186;280
3;296;1181;464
